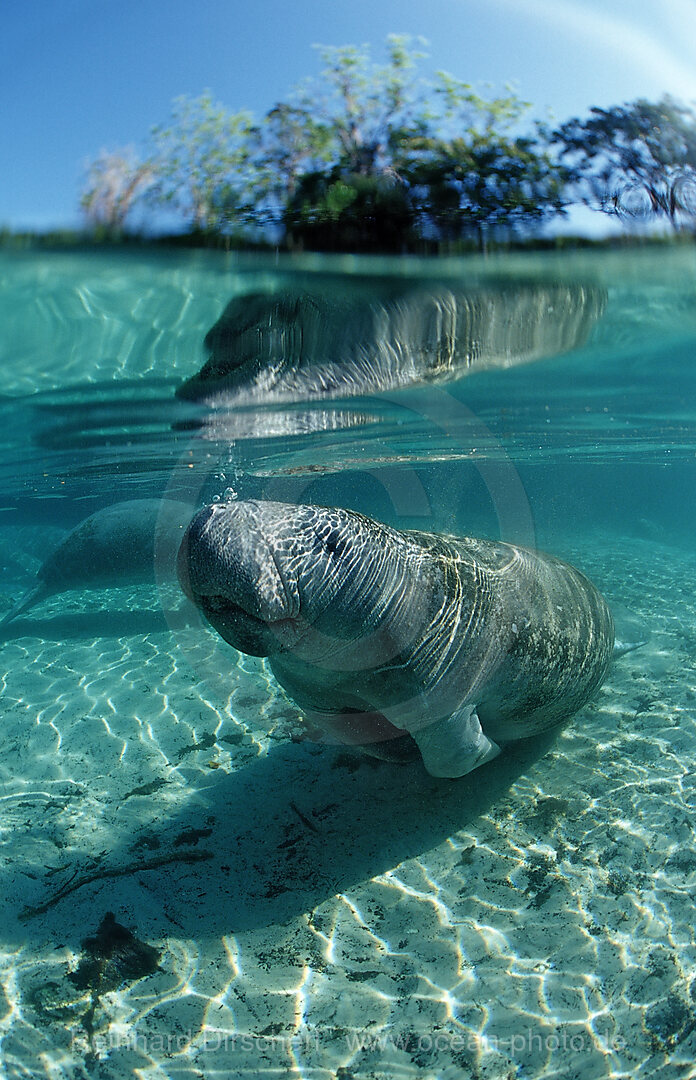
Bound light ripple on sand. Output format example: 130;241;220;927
0;531;694;1077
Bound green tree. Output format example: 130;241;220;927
78;35;573;250
254;104;334;232
554;96;696;227
408;135;566;251
293;34;428;177
399;76;567;250
148;92;257;234
267;34;429;246
81;148;153;235
283;168;415;251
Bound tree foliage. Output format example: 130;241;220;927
292;35;429;178
79;38;696;250
253;103;334;231
81;149;153;234
554;96;696;228
269;38;565;249
398;76;567;249
283;169;416;251
147;92;256;234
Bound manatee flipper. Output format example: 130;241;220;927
413;705;501;779
612;603;647;657
613;639;646;657
301;706;411;747
0;585;50;629
299;707;420;763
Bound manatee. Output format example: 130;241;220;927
177;500;615;778
177;281;606;411
0;499;193;628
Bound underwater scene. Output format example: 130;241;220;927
1;246;696;1078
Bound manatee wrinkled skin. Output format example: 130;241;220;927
1;499;193;627
177;500;615;778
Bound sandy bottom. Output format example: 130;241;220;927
0;527;694;1080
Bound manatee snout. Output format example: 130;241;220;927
177;501;301;656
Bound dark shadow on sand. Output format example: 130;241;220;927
8;723;562;943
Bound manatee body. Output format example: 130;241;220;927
177;500;615;778
1;499;193;627
177;282;606;409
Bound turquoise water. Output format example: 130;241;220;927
1;246;696;1078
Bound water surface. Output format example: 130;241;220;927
1;246;695;1078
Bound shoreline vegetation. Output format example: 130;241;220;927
8;36;696;255
1;228;692;255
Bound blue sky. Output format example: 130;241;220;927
5;0;696;231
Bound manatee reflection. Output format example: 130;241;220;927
178;281;606;428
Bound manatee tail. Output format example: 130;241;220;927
0;585;48;628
